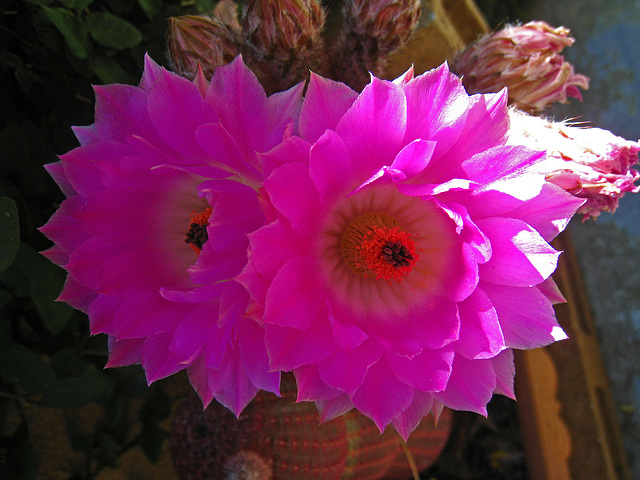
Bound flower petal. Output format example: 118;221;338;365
478;217;560;287
351;357;415;431
455;288;506;359
386;346;455;393
433;355;496;415
265;162;324;234
336;77;407;178
300;72;358;143
482;281;567;349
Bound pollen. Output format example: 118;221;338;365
185;207;212;254
341;212;419;282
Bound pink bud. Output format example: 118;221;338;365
241;0;328;93
331;0;422;91
508;109;640;219
167;14;240;81
452;21;589;112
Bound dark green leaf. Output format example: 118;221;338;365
23;0;53;5
92;57;137;84
42;365;112;408
193;0;216;13
51;348;88;377
85;12;142;50
0;197;20;274
94;431;122;466
0;288;12;308
137;0;161;19
30;261;73;335
139;386;171;424
140;423;168;463
0;343;57;394
17;440;40;480
0;243;42;298
0;51;23;70
106;0;135;15
0;318;11;341
0;123;30;173
74;0;94;9
42;7;90;59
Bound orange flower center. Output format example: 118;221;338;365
341;213;419;282
185;207;212;254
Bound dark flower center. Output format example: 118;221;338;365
382;241;414;268
185;207;212;254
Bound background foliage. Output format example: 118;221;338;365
0;1;222;478
0;0;532;478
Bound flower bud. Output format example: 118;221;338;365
452;21;589;112
333;0;422;90
241;0;327;93
167;14;240;81
508;109;640;219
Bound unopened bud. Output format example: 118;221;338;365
452;21;589;112
167;14;241;81
508;109;640;219
333;0;421;90
241;0;327;93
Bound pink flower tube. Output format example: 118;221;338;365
239;64;585;438
40;56;303;414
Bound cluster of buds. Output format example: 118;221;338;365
508;109;640;219
452;21;589;112
168;0;327;93
167;4;638;220
167;0;421;93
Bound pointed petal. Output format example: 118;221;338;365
478;217;560;287
434;355;496;415
482;281;568;349
351;357;415;432
300;72;358;143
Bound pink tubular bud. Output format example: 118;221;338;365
452;21;589;112
508;109;640;219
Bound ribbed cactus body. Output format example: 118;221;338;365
170;376;451;480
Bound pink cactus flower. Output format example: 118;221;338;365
452;21;589;112
508;109;640;219
40;56;303;415
238;64;585;438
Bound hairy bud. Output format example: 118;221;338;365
452;21;589;112
167;13;240;81
241;0;327;93
333;0;422;90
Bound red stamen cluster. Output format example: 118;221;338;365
357;226;418;282
185;207;212;254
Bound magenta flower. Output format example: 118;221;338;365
40;55;303;415
508;109;640;219
238;64;585;438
